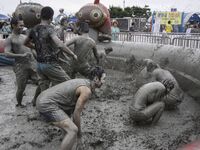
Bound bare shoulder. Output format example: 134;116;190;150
77;86;92;95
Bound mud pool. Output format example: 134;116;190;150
0;66;200;150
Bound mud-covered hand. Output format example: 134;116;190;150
73;54;78;60
23;52;32;59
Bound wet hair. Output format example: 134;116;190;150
104;47;113;54
41;6;54;20
60;17;68;26
146;61;159;72
168;20;171;24
89;66;105;80
59;8;64;13
10;15;23;29
78;22;89;34
161;79;174;91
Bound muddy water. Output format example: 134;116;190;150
0;66;200;150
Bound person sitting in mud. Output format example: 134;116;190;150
129;79;174;125
0;16;38;107
65;21;100;78
36;66;106;150
136;59;183;109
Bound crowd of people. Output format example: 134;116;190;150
0;6;185;150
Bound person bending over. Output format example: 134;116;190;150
129;79;174;125
36;66;106;150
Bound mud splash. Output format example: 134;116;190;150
0;66;200;150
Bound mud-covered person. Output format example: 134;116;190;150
0;16;37;107
65;21;100;78
36;66;106;150
98;47;113;66
151;65;184;109
24;7;77;105
136;59;183;109
129;79;174;125
55;16;74;77
135;59;159;88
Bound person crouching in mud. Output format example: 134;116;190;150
36;66;106;150
136;59;183;109
129;79;174;125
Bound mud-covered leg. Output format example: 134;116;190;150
53;119;78;150
142;101;165;124
15;71;28;107
32;85;41;106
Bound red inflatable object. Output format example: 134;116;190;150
76;0;111;35
0;39;5;53
179;140;200;150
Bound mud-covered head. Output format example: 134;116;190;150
60;16;68;26
143;59;159;72
10;15;24;34
41;6;54;21
76;21;89;35
89;66;106;88
161;79;174;93
104;47;113;54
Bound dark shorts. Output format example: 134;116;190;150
40;109;69;123
37;62;70;91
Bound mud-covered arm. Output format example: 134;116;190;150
73;86;91;136
50;33;77;60
0;38;27;58
65;37;76;47
93;46;99;64
24;30;35;49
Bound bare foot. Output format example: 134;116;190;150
16;104;26;108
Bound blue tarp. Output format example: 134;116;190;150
0;14;10;22
0;56;14;66
188;13;200;23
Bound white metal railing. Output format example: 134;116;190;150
65;32;200;49
1;32;200;49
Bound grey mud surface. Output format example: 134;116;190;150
0;66;200;150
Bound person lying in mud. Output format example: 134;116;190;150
0;16;38;107
136;59;183;109
129;79;174;125
36;66;106;150
64;21;100;78
24;7;77;106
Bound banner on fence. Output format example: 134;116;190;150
155;11;182;25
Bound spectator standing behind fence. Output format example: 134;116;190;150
1;22;11;39
129;22;135;32
111;20;120;41
165;20;173;33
